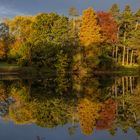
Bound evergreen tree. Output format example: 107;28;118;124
120;5;134;65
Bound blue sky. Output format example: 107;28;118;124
0;0;139;18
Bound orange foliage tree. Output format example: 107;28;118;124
97;11;119;65
97;11;118;44
96;99;117;130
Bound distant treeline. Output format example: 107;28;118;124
0;4;140;74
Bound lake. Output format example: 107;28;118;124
0;74;139;140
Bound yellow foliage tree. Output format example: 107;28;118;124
8;103;35;125
9;39;21;58
6;86;35;125
8;16;34;60
78;8;102;73
8;16;34;40
80;7;101;46
78;98;102;136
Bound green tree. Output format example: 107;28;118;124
128;9;140;64
8;16;34;64
109;3;120;18
120;5;134;65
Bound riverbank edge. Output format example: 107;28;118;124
0;65;139;76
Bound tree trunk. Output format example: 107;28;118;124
112;47;115;58
126;48;129;65
122;46;126;65
122;30;126;65
115;45;118;62
123;31;126;42
117;26;120;40
125;76;128;94
122;100;125;110
133;56;135;65
72;18;76;31
130;76;133;94
132;77;135;94
115;79;117;97
130;50;133;65
135;21;139;30
133;112;137;122
112;85;114;95
122;77;125;96
116;26;120;63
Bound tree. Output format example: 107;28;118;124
78;98;101;136
79;8;101;72
109;3;120;18
80;8;101;46
128;10;140;64
26;13;76;73
97;11;118;68
7;16;34;65
0;23;9;59
69;6;79;17
134;9;140;30
120;5;133;65
0;23;9;38
8;16;34;40
97;11;118;44
96;99;116;130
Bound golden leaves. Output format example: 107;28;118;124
79;8;101;47
78;98;102;136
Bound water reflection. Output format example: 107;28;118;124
0;75;140;138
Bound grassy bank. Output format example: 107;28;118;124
0;62;21;74
94;65;140;76
0;62;139;76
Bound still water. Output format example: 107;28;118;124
0;74;140;140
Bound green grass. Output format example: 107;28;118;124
94;64;140;76
0;62;19;67
0;62;21;72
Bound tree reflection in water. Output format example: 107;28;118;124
0;75;140;137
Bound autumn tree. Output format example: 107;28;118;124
96;11;118;69
79;8;101;73
7;16;34;65
78;98;102;136
80;8;101;46
96;99;117;130
97;12;118;44
69;6;79;17
0;23;9;59
8;16;34;40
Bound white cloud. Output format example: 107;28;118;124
0;5;26;18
